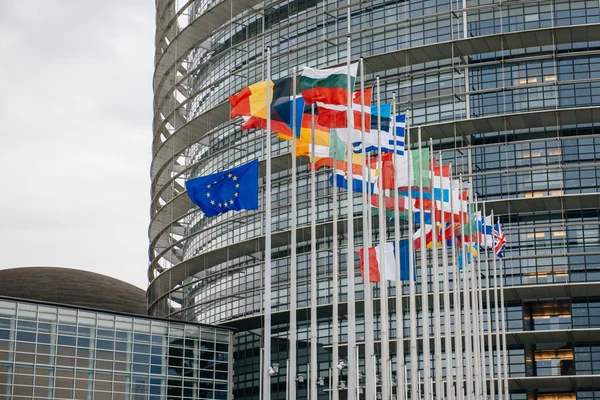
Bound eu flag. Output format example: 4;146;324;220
185;159;259;217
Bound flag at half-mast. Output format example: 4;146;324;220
300;63;359;105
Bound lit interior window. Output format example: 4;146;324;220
526;232;546;239
537;394;576;400
544;75;557;82
535;349;574;361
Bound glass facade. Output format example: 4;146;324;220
150;0;600;399
0;297;233;399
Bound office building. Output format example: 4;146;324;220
0;267;233;399
149;1;600;399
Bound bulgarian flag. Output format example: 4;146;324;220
316;88;372;128
300;63;359;106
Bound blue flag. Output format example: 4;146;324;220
185;159;259;217
393;239;416;281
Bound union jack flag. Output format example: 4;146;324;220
493;221;506;258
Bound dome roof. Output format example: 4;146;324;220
0;267;147;315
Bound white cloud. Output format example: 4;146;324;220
0;0;154;289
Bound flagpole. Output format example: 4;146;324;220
359;58;375;400
376;76;391;400
438;153;453;400
345;34;357;400
332;104;340;400
310;103;318;400
474;196;487;399
367;151;376;396
287;68;298;400
392;98;406;400
490;210;503;400
430;140;443;400
418;127;432;400
449;163;463;400
467;184;482;400
482;202;495;400
459;176;473;400
406;114;418;400
497;215;509;400
263;45;273;400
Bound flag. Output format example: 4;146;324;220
294;119;340;161
374;149;430;190
185;160;259;217
229;81;273;117
430;161;451;202
331;166;377;194
312;151;365;171
438;222;457;247
395;238;413;281
494;221;506;258
341;109;406;156
230;78;295;137
300;63;358;105
316;88;372;128
458;243;479;269
393;113;406;155
357;241;412;282
477;212;494;248
413;225;433;250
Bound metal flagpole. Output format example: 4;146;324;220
359;58;375;400
474;197;487;399
417;127;431;400
482;202;495;400
439;153;454;400
458;177;473;400
332;107;340;400
367;153;377;397
263;45;273;400
406;114;418;400
430;140;443;400
289;68;298;400
376;76;391;400
497;215;509;400
392;99;406;400
490;210;503;400
310;103;318;400
449;163;463;400
467;184;482;400
308;363;311;400
345;34;357;400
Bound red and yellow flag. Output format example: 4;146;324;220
229;81;274;119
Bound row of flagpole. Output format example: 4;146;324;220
258;41;511;400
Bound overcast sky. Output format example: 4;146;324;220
0;0;154;289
